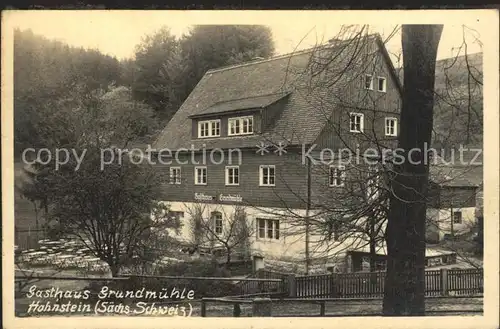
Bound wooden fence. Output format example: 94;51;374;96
289;268;483;298
235;269;289;297
447;268;483;296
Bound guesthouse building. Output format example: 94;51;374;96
151;33;405;272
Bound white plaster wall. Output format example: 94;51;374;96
426;207;476;240
160;201;358;262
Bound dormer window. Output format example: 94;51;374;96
229;116;253;136
364;74;373;90
377;77;387;92
198;119;220;138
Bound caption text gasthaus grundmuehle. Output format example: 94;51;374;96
25;285;195;316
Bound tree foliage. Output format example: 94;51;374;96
14;28;122;153
17;87;172;276
128;25;275;123
179;25;275;96
131;27;187;122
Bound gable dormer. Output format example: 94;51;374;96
189;92;290;140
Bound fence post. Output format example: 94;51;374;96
329;273;337;298
252;297;272;317
287;274;296;297
233;303;241;317
319;301;326;316
440;268;449;296
252;255;264;274
201;299;207;317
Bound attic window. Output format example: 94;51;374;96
349;112;364;133
198;119;220;138
385;117;398;136
364;74;373;90
229;116;253;136
377;77;387;92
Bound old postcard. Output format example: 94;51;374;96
2;9;499;329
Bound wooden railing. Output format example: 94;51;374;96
200;295;483;317
290;268;483;298
235;269;289;297
15;268;483;302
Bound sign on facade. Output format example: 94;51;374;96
194;193;243;203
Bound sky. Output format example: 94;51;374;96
5;10;485;66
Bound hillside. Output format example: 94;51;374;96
396;52;483;148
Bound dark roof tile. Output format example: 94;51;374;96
190;92;291;118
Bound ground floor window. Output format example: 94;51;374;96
452;210;463;224
257;218;280;240
211;211;223;235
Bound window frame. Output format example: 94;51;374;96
452;210;463;224
259;165;276;187
198;119;221;138
364;74;374;90
385;117;398;136
211;211;223;235
329;165;346;187
256;218;280;240
194;166;207;185
169;166;182;185
228;116;254;136
349;112;364;133
377;76;387;92
225;165;240;186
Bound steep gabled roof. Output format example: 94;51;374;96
153;34;403;150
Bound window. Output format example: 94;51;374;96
453;211;462;224
259;165;275;186
377;77;387;92
225;166;239;186
211;212;223;235
169;167;181;184
326;220;341;241
257;218;280;240
198;120;220;138
364;74;373;90
228;116;254;136
329;165;345;187
167;211;184;235
194;166;207;185
385;117;398;136
349;113;364;133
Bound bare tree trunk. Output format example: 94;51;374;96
109;260;120;277
369;212;377;286
383;25;443;316
302;157;312;274
226;247;231;265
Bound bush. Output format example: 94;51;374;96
154;259;241;298
84;259;242;303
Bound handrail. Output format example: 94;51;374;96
202;297;253;304
269;295;483;302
